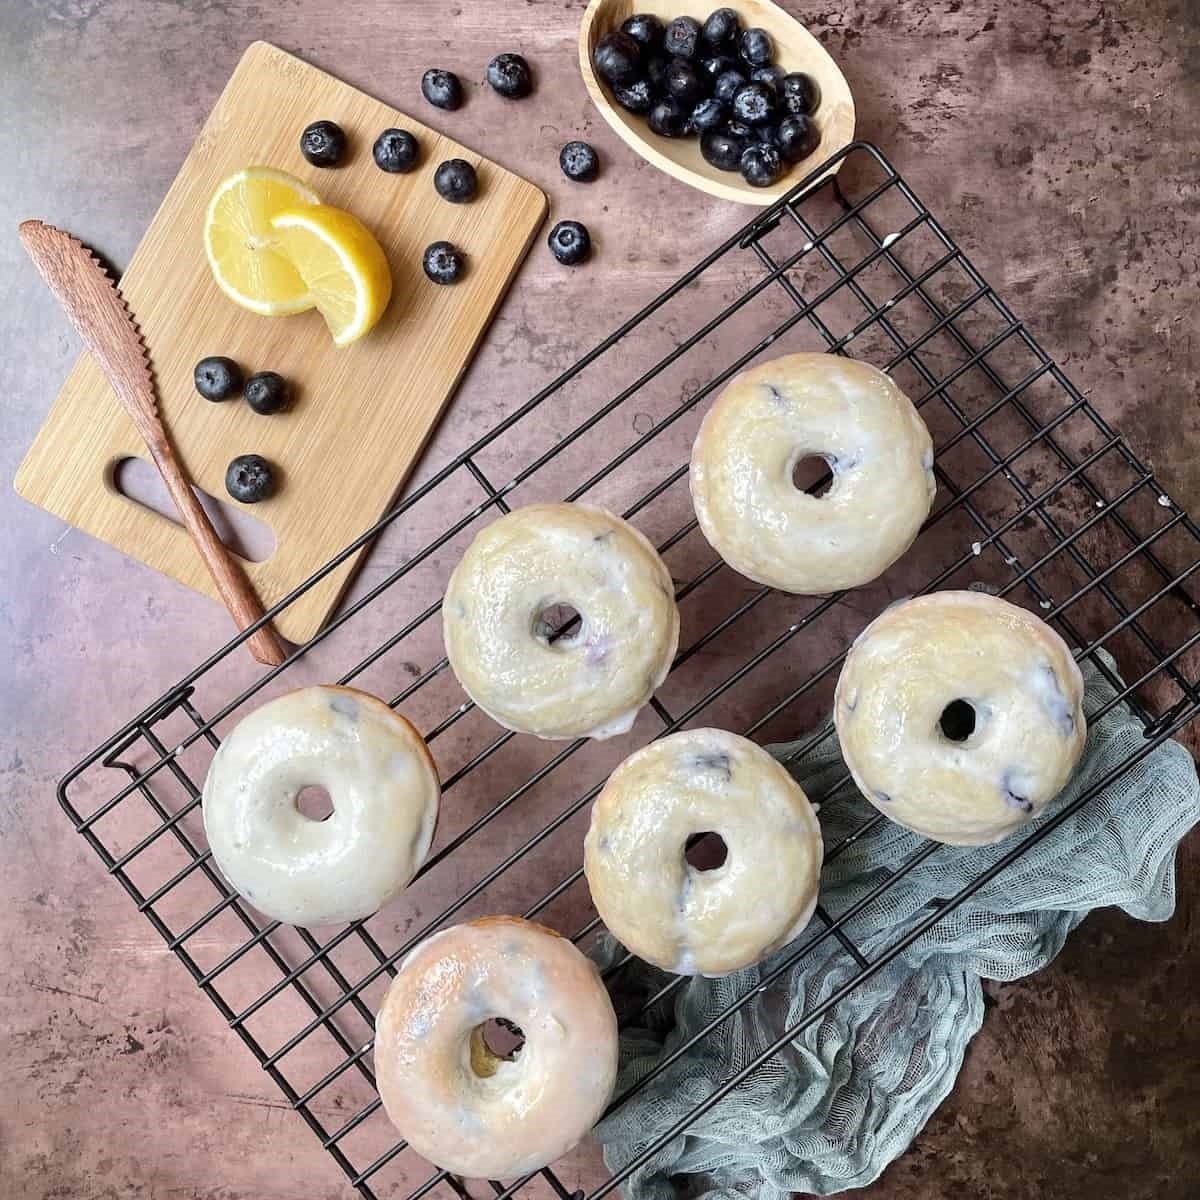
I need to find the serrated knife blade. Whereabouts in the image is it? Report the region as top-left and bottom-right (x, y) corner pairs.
(19, 219), (286, 666)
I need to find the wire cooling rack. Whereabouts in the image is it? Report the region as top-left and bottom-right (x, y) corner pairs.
(58, 142), (1200, 1200)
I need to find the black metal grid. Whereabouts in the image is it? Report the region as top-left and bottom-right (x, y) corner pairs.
(57, 142), (1200, 1200)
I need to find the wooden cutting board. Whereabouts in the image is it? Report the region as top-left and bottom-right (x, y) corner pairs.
(15, 41), (547, 645)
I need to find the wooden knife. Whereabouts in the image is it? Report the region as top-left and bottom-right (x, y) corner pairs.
(19, 219), (287, 666)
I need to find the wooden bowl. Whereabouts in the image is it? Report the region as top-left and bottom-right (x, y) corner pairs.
(579, 0), (855, 206)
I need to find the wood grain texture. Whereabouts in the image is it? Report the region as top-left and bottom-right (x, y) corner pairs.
(580, 0), (855, 206)
(14, 41), (547, 644)
(17, 220), (286, 665)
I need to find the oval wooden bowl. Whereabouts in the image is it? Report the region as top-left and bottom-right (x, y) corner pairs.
(579, 0), (855, 206)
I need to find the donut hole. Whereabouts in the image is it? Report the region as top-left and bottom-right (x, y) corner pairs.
(684, 831), (728, 872)
(790, 454), (834, 498)
(295, 785), (334, 822)
(469, 1017), (526, 1077)
(939, 699), (977, 742)
(533, 602), (583, 645)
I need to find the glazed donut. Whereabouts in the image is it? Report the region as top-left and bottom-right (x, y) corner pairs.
(584, 729), (823, 975)
(834, 591), (1086, 845)
(202, 686), (439, 926)
(375, 916), (618, 1178)
(442, 503), (680, 740)
(690, 352), (936, 594)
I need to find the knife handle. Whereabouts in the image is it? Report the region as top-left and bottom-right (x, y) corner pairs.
(145, 433), (288, 667)
(18, 219), (288, 667)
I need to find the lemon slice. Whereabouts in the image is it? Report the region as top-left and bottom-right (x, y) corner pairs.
(269, 205), (393, 346)
(203, 167), (321, 315)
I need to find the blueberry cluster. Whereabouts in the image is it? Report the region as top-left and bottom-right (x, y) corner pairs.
(302, 49), (596, 283)
(592, 9), (822, 188)
(422, 52), (534, 110)
(297, 115), (471, 281)
(193, 358), (291, 502)
(194, 357), (290, 415)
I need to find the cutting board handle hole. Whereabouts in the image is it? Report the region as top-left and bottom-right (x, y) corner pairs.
(112, 456), (277, 564)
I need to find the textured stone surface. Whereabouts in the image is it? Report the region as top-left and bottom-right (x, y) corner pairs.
(1, 2), (1198, 1199)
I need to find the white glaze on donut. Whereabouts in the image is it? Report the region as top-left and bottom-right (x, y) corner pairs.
(583, 729), (823, 975)
(689, 353), (936, 593)
(375, 916), (618, 1179)
(201, 686), (439, 926)
(834, 591), (1086, 845)
(442, 503), (680, 740)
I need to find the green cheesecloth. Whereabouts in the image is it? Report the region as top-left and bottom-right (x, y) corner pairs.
(592, 650), (1200, 1199)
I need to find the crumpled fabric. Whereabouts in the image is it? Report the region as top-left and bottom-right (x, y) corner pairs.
(593, 650), (1199, 1199)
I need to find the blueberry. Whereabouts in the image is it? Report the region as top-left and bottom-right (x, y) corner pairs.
(372, 128), (420, 173)
(663, 15), (702, 60)
(620, 13), (663, 52)
(740, 141), (783, 187)
(780, 72), (822, 116)
(755, 122), (780, 146)
(701, 7), (741, 50)
(739, 27), (773, 67)
(559, 140), (599, 182)
(776, 114), (821, 163)
(243, 371), (289, 415)
(593, 31), (642, 87)
(225, 454), (275, 504)
(699, 52), (737, 81)
(689, 97), (727, 133)
(434, 158), (478, 203)
(645, 53), (670, 92)
(421, 68), (464, 111)
(548, 220), (591, 266)
(193, 356), (242, 402)
(648, 95), (689, 138)
(487, 52), (533, 98)
(300, 120), (347, 168)
(731, 81), (776, 125)
(713, 68), (746, 104)
(665, 57), (706, 107)
(700, 126), (747, 171)
(613, 78), (654, 114)
(751, 64), (785, 95)
(422, 240), (467, 284)
(724, 119), (758, 158)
